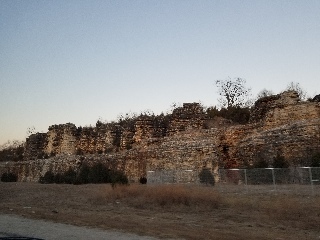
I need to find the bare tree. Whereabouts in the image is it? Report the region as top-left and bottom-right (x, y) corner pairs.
(215, 77), (252, 108)
(286, 82), (307, 100)
(26, 126), (36, 137)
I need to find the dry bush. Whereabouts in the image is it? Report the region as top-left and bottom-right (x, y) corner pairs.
(95, 184), (222, 211)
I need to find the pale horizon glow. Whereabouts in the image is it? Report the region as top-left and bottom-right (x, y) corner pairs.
(1, 0), (320, 145)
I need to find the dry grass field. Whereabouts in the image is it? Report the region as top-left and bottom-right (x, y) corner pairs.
(0, 182), (320, 239)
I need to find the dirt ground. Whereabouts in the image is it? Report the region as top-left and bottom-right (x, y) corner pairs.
(0, 182), (319, 240)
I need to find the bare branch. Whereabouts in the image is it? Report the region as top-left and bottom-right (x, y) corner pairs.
(286, 82), (308, 100)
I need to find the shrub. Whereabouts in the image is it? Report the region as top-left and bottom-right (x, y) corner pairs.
(139, 177), (147, 184)
(311, 153), (320, 167)
(76, 163), (90, 184)
(38, 163), (129, 185)
(1, 172), (18, 182)
(254, 159), (269, 168)
(39, 169), (77, 184)
(88, 163), (108, 183)
(199, 168), (215, 186)
(39, 170), (55, 184)
(206, 106), (250, 124)
(54, 173), (64, 184)
(63, 168), (77, 184)
(273, 153), (289, 168)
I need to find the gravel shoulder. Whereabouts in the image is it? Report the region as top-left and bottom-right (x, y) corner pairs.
(0, 214), (159, 240)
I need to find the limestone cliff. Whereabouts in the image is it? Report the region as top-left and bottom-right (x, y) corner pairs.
(1, 92), (320, 183)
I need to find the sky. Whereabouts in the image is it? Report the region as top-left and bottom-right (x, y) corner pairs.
(1, 0), (320, 145)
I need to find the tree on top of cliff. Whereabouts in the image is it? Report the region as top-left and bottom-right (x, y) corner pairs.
(215, 77), (252, 109)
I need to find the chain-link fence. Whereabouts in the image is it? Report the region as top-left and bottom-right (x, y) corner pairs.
(218, 167), (320, 195)
(147, 168), (215, 185)
(147, 167), (320, 195)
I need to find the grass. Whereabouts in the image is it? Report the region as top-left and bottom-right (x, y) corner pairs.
(1, 183), (320, 239)
(95, 184), (320, 218)
(94, 184), (320, 229)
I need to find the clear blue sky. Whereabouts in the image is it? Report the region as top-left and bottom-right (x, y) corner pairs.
(1, 0), (319, 145)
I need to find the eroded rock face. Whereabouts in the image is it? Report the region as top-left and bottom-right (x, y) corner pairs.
(250, 90), (300, 124)
(167, 103), (206, 135)
(237, 119), (320, 167)
(24, 133), (48, 160)
(46, 123), (77, 156)
(1, 92), (320, 182)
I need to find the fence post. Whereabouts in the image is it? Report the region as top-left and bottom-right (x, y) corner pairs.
(244, 169), (248, 192)
(266, 168), (276, 191)
(309, 167), (314, 195)
(301, 167), (314, 195)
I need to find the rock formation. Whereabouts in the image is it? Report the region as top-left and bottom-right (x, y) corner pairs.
(1, 92), (320, 183)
